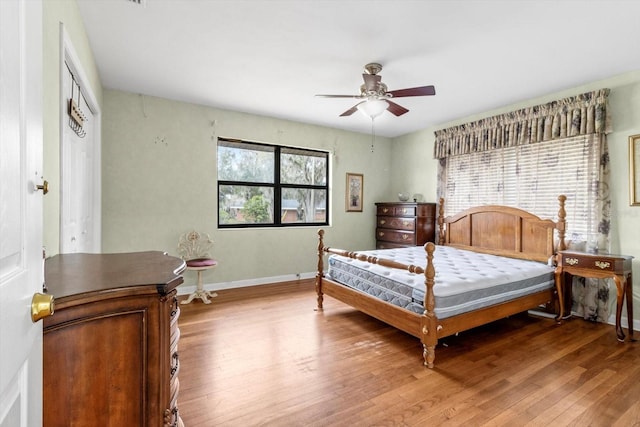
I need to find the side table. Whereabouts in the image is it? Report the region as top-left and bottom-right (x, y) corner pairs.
(556, 250), (634, 342)
(181, 257), (218, 304)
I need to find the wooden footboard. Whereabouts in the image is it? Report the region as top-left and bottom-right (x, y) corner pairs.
(315, 195), (567, 368)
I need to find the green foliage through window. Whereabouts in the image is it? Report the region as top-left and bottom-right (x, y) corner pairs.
(217, 138), (329, 228)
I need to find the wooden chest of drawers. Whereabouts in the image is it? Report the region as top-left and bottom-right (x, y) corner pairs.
(375, 202), (436, 249)
(43, 251), (186, 427)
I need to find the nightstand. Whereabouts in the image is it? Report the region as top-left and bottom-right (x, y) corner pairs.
(556, 250), (634, 342)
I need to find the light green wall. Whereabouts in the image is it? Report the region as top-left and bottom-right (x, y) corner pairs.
(43, 0), (103, 256)
(391, 70), (640, 321)
(102, 90), (392, 284)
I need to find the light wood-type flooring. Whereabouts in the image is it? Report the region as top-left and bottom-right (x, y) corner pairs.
(177, 279), (640, 426)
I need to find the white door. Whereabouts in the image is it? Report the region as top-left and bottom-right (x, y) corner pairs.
(0, 0), (44, 426)
(60, 68), (96, 253)
(60, 30), (101, 254)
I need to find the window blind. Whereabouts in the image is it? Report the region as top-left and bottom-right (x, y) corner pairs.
(443, 135), (600, 242)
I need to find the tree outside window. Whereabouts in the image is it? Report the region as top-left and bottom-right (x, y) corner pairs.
(217, 139), (329, 228)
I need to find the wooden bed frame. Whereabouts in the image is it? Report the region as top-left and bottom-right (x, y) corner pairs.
(315, 195), (567, 368)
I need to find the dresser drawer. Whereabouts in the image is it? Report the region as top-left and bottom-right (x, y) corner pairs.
(377, 216), (415, 231)
(560, 253), (624, 272)
(377, 241), (414, 249)
(376, 228), (416, 244)
(394, 206), (416, 217)
(376, 205), (416, 217)
(567, 256), (612, 271)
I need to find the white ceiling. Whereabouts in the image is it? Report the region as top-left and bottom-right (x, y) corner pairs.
(77, 0), (640, 138)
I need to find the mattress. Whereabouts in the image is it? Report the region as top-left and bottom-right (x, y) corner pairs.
(327, 245), (555, 319)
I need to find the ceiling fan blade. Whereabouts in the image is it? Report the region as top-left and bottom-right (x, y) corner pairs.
(315, 94), (362, 98)
(362, 74), (381, 92)
(387, 85), (436, 98)
(386, 100), (409, 116)
(339, 101), (365, 117)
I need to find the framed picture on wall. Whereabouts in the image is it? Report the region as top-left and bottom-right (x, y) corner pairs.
(630, 134), (640, 206)
(345, 173), (363, 212)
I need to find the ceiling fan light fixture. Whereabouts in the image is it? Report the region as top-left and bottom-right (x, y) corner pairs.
(317, 63), (435, 118)
(357, 98), (387, 119)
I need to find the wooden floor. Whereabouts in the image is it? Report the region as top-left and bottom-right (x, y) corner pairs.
(177, 280), (640, 426)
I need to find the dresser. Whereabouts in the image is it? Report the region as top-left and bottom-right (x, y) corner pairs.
(43, 251), (186, 427)
(375, 202), (436, 249)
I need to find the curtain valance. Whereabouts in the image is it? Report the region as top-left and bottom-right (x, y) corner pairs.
(433, 88), (611, 159)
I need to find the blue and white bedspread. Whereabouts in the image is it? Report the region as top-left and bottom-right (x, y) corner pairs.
(327, 245), (555, 319)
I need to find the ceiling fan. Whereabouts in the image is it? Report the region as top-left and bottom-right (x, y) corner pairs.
(316, 63), (436, 118)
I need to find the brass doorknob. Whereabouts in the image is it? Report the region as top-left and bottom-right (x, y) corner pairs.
(36, 180), (49, 195)
(31, 293), (55, 323)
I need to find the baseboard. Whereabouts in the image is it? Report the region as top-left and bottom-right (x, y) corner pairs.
(177, 271), (317, 296)
(561, 311), (640, 333)
(529, 309), (640, 332)
(606, 313), (640, 334)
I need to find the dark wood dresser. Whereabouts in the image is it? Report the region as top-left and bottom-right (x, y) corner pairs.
(43, 251), (186, 427)
(375, 202), (436, 249)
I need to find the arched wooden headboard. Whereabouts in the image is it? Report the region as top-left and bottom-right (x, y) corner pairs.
(437, 195), (567, 263)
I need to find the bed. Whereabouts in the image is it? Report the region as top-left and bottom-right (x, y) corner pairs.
(315, 195), (568, 368)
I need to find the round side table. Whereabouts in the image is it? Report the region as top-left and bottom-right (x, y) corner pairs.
(181, 258), (218, 304)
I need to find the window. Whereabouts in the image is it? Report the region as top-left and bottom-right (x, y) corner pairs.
(443, 135), (603, 242)
(217, 138), (329, 228)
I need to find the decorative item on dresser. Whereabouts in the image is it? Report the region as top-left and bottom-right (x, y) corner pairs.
(43, 251), (186, 427)
(375, 201), (436, 248)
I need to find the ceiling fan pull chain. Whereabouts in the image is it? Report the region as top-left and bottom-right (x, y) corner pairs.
(370, 118), (375, 153)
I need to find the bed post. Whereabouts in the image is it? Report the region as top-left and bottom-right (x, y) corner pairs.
(437, 198), (445, 245)
(421, 242), (438, 368)
(557, 195), (567, 251)
(316, 229), (325, 310)
(553, 195), (568, 322)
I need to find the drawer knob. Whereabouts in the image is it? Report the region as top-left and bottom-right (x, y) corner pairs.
(170, 352), (179, 377)
(380, 220), (386, 225)
(383, 208), (389, 213)
(402, 235), (409, 240)
(164, 407), (180, 427)
(595, 261), (610, 269)
(566, 258), (579, 266)
(170, 297), (179, 317)
(378, 232), (385, 237)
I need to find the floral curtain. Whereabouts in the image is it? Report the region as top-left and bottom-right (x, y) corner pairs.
(434, 89), (611, 159)
(434, 89), (614, 323)
(571, 133), (612, 322)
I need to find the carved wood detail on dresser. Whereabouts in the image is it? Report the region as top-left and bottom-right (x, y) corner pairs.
(43, 251), (186, 427)
(375, 202), (436, 249)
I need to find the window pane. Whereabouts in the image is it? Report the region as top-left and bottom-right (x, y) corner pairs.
(281, 188), (327, 224)
(280, 148), (327, 185)
(217, 138), (329, 228)
(218, 141), (274, 183)
(218, 185), (274, 225)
